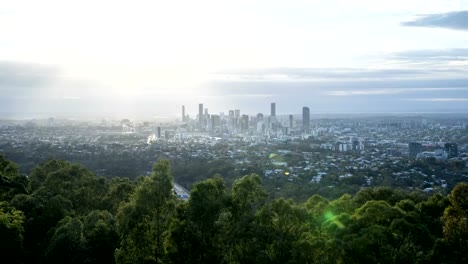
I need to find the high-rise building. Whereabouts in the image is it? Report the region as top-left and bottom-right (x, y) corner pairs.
(235, 109), (240, 118)
(409, 142), (422, 158)
(198, 103), (203, 128)
(157, 126), (161, 138)
(445, 143), (458, 158)
(302, 107), (310, 129)
(289, 114), (293, 129)
(256, 113), (264, 121)
(350, 137), (360, 150)
(271, 102), (276, 117)
(182, 105), (185, 122)
(211, 114), (221, 129)
(240, 114), (249, 130)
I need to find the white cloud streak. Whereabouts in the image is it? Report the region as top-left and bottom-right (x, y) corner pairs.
(407, 98), (468, 101)
(326, 87), (468, 96)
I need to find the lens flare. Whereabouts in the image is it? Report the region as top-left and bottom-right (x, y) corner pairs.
(324, 211), (345, 229)
(325, 211), (334, 220)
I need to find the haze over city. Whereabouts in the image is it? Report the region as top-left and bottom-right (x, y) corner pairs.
(3, 1), (468, 263)
(1, 0), (468, 119)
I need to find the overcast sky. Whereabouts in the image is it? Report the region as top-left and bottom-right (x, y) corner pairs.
(1, 0), (468, 119)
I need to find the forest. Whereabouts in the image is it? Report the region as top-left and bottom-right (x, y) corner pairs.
(0, 154), (467, 264)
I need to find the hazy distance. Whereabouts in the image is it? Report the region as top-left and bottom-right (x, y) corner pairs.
(1, 0), (468, 119)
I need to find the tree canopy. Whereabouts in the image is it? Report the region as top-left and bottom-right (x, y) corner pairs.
(0, 154), (465, 264)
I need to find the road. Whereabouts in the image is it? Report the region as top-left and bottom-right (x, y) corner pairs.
(173, 183), (190, 201)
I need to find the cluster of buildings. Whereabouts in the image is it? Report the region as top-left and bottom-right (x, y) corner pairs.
(181, 102), (311, 136)
(409, 142), (459, 160)
(1, 110), (467, 194)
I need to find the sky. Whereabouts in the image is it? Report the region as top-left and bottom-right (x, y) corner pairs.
(1, 0), (468, 119)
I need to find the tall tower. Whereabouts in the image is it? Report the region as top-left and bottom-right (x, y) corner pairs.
(302, 107), (310, 130)
(199, 103), (203, 128)
(409, 142), (422, 158)
(289, 114), (293, 129)
(182, 105), (185, 122)
(271, 102), (276, 117)
(445, 143), (458, 158)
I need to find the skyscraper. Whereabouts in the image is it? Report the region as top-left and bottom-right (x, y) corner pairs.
(271, 102), (276, 117)
(182, 105), (185, 122)
(289, 114), (293, 129)
(409, 142), (422, 158)
(445, 143), (458, 158)
(199, 103), (203, 127)
(240, 114), (249, 130)
(211, 114), (221, 129)
(302, 107), (310, 129)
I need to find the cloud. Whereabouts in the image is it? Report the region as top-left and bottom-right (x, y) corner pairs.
(2, 61), (468, 117)
(206, 79), (468, 102)
(0, 61), (105, 100)
(214, 67), (456, 82)
(391, 48), (468, 62)
(407, 98), (468, 102)
(402, 10), (468, 31)
(214, 66), (468, 84)
(0, 61), (57, 90)
(326, 88), (468, 96)
(326, 90), (400, 96)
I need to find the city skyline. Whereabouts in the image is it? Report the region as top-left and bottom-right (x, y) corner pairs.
(187, 102), (311, 121)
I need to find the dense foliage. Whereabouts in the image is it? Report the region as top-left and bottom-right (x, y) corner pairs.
(0, 154), (466, 264)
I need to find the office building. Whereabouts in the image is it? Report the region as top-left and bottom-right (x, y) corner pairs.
(257, 113), (264, 121)
(271, 102), (276, 117)
(445, 143), (458, 158)
(409, 142), (423, 158)
(240, 114), (249, 130)
(211, 114), (221, 129)
(302, 107), (310, 129)
(198, 103), (203, 128)
(289, 114), (293, 129)
(182, 105), (185, 122)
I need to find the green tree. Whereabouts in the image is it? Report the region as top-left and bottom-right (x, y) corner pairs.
(217, 173), (268, 264)
(168, 175), (228, 264)
(115, 160), (176, 264)
(11, 159), (103, 263)
(0, 155), (29, 202)
(0, 201), (25, 264)
(100, 177), (135, 214)
(28, 159), (107, 214)
(82, 210), (119, 264)
(45, 216), (85, 264)
(257, 198), (307, 264)
(441, 182), (468, 263)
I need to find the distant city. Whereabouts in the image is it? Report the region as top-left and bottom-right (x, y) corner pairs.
(1, 102), (467, 197)
(180, 102), (312, 136)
